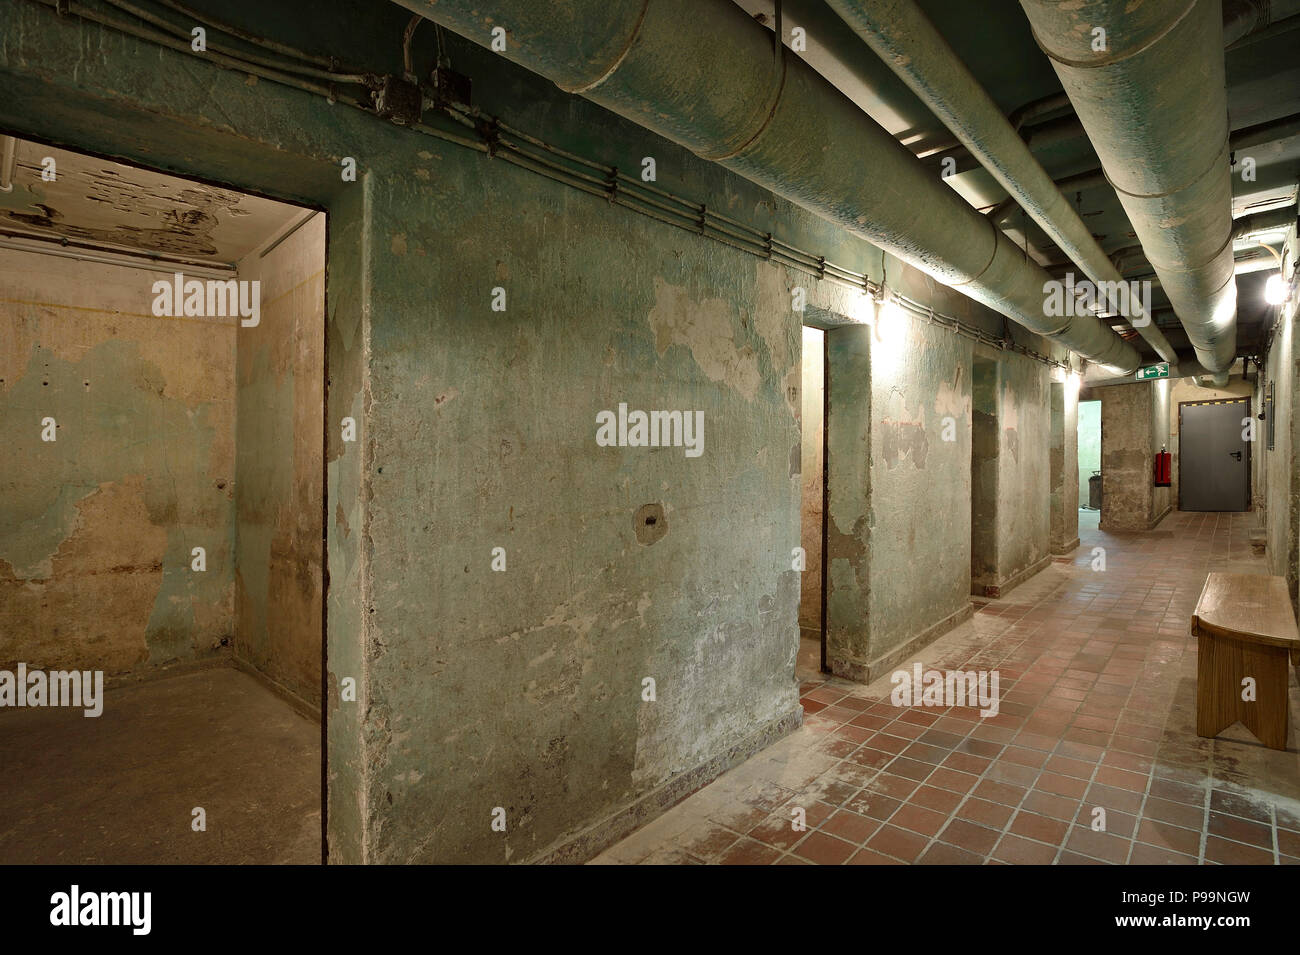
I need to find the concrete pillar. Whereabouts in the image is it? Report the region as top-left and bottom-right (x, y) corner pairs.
(824, 313), (974, 682)
(1100, 379), (1171, 530)
(824, 324), (871, 679)
(1049, 378), (1080, 554)
(970, 349), (1052, 597)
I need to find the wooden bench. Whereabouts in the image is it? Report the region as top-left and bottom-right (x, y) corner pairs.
(1193, 573), (1298, 751)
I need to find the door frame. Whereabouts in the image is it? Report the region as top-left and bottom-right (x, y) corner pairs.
(1177, 396), (1251, 512)
(1, 121), (357, 863)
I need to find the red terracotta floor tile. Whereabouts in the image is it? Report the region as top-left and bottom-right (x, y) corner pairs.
(866, 825), (929, 863)
(1204, 836), (1273, 865)
(600, 511), (1299, 866)
(940, 818), (1002, 855)
(820, 810), (879, 845)
(793, 830), (857, 865)
(992, 834), (1058, 865)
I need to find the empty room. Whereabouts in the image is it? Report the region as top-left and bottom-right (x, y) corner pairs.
(0, 138), (324, 863)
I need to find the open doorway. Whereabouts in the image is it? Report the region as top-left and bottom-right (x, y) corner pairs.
(799, 325), (827, 675)
(970, 355), (998, 595)
(1078, 399), (1101, 512)
(0, 136), (325, 863)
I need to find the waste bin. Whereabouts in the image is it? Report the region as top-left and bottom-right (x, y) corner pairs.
(1088, 471), (1102, 510)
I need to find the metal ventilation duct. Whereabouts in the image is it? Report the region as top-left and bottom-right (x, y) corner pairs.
(1019, 0), (1238, 374)
(395, 0), (1141, 373)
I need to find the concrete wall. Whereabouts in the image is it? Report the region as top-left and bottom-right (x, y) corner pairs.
(1150, 378), (1172, 521)
(234, 213), (325, 709)
(0, 0), (1077, 860)
(997, 352), (1052, 586)
(1049, 377), (1079, 553)
(0, 250), (236, 673)
(1078, 399), (1101, 507)
(826, 306), (976, 681)
(1099, 379), (1170, 531)
(1263, 293), (1299, 603)
(798, 326), (824, 640)
(969, 346), (1051, 596)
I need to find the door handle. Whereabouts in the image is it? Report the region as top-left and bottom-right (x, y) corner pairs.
(1229, 450), (1242, 461)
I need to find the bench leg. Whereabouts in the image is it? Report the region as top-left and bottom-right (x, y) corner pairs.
(1197, 634), (1290, 751)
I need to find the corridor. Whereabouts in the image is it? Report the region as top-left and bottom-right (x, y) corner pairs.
(594, 511), (1300, 865)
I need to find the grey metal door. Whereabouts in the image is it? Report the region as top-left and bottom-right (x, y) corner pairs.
(1180, 399), (1250, 511)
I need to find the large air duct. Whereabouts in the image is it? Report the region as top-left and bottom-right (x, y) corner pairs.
(395, 0), (1140, 373)
(1019, 0), (1238, 374)
(826, 0), (1178, 365)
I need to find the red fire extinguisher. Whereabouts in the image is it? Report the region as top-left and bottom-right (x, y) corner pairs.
(1154, 447), (1171, 487)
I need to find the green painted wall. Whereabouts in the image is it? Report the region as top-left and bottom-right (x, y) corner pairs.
(1078, 399), (1101, 507)
(0, 0), (1078, 861)
(0, 250), (236, 674)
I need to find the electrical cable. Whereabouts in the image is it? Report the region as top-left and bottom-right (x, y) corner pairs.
(25, 0), (1073, 374)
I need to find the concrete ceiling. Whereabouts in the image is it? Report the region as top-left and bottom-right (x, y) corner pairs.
(0, 137), (305, 266)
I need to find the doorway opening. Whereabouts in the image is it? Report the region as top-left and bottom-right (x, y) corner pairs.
(1178, 397), (1251, 512)
(799, 325), (827, 675)
(0, 136), (325, 863)
(1078, 399), (1101, 511)
(970, 355), (999, 595)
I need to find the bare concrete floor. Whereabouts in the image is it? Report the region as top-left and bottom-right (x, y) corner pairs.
(0, 665), (320, 864)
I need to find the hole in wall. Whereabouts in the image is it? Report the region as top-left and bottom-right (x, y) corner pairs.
(634, 502), (667, 545)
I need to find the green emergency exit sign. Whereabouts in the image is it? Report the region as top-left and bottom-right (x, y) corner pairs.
(1136, 362), (1170, 381)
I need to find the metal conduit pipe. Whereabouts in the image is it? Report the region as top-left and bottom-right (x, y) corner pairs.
(1085, 200), (1297, 274)
(1232, 203), (1299, 241)
(826, 0), (1177, 365)
(925, 11), (1300, 178)
(1020, 0), (1238, 375)
(1085, 352), (1234, 387)
(1222, 0), (1300, 45)
(986, 112), (1300, 226)
(392, 0), (1140, 373)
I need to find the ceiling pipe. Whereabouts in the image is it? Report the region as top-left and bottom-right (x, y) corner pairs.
(926, 14), (1300, 179)
(1096, 201), (1298, 274)
(394, 0), (1140, 373)
(1020, 0), (1238, 375)
(985, 169), (1107, 224)
(1233, 203), (1297, 241)
(1230, 111), (1300, 153)
(1083, 351), (1238, 387)
(923, 91), (1072, 159)
(1222, 0), (1300, 45)
(826, 0), (1177, 366)
(985, 112), (1300, 226)
(1095, 247), (1285, 285)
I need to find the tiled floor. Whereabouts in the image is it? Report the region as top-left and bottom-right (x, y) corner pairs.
(592, 510), (1300, 865)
